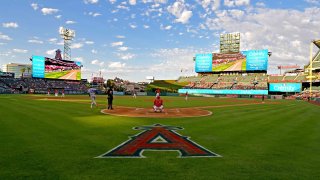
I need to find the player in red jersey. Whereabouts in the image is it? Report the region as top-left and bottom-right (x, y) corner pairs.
(153, 96), (164, 112)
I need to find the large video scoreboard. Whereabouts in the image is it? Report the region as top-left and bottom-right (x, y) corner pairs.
(32, 56), (82, 80)
(195, 49), (269, 73)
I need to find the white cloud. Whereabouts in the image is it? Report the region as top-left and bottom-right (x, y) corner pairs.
(118, 46), (129, 51)
(55, 15), (62, 19)
(256, 2), (265, 7)
(2, 22), (19, 28)
(155, 0), (168, 3)
(129, 0), (137, 5)
(0, 32), (12, 40)
(48, 38), (57, 43)
(0, 52), (11, 56)
(175, 10), (192, 24)
(66, 20), (76, 24)
(46, 49), (56, 56)
(85, 41), (94, 45)
(118, 53), (135, 60)
(198, 0), (221, 11)
(129, 24), (137, 29)
(143, 25), (150, 29)
(74, 57), (84, 62)
(13, 49), (28, 53)
(84, 0), (99, 4)
(224, 0), (250, 7)
(31, 3), (38, 10)
(91, 59), (99, 64)
(167, 0), (193, 24)
(70, 43), (84, 49)
(111, 41), (124, 47)
(165, 25), (172, 30)
(91, 49), (98, 54)
(109, 62), (126, 68)
(147, 47), (200, 79)
(88, 12), (102, 17)
(41, 8), (59, 15)
(117, 5), (130, 10)
(305, 0), (320, 4)
(161, 24), (172, 30)
(109, 0), (117, 4)
(91, 59), (104, 66)
(28, 39), (43, 44)
(116, 35), (126, 38)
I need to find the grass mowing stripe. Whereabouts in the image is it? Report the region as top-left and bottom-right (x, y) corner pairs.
(1, 95), (320, 179)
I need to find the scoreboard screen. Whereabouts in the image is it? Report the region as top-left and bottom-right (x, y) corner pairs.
(32, 56), (82, 80)
(195, 49), (268, 73)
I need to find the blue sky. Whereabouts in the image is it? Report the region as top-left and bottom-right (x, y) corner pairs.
(0, 0), (319, 81)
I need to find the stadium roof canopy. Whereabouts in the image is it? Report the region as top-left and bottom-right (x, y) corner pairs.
(313, 39), (320, 49)
(305, 39), (320, 71)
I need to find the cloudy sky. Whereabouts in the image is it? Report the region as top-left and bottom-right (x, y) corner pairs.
(0, 0), (319, 81)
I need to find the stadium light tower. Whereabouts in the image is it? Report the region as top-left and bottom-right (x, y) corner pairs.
(59, 27), (75, 61)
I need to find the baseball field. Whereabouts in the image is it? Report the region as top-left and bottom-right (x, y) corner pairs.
(0, 94), (319, 179)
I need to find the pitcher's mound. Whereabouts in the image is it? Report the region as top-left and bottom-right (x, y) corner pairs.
(101, 106), (212, 118)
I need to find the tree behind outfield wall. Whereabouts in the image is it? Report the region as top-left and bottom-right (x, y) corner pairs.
(20, 68), (26, 78)
(106, 79), (115, 88)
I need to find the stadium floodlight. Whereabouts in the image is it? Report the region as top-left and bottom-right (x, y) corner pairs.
(59, 27), (75, 60)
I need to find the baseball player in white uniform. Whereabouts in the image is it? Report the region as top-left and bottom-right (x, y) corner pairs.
(88, 88), (97, 108)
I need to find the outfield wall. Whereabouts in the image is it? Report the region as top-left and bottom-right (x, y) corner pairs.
(178, 89), (268, 95)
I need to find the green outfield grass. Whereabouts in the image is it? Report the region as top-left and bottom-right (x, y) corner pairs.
(0, 95), (319, 179)
(241, 60), (246, 70)
(45, 71), (70, 79)
(212, 61), (236, 71)
(76, 72), (81, 80)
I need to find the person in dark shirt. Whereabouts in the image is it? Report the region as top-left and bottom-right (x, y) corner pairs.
(107, 87), (114, 110)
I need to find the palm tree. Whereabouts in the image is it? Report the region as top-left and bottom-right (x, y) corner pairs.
(27, 67), (31, 73)
(20, 68), (26, 78)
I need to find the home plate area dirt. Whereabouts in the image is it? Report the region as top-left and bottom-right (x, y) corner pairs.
(101, 106), (212, 118)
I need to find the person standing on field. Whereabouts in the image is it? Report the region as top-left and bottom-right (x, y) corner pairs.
(155, 88), (160, 97)
(185, 91), (188, 101)
(107, 87), (114, 110)
(153, 95), (164, 112)
(88, 88), (97, 108)
(133, 90), (137, 99)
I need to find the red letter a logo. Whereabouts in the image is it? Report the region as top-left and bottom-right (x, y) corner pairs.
(97, 124), (220, 158)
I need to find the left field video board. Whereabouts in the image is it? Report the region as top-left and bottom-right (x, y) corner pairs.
(32, 56), (82, 80)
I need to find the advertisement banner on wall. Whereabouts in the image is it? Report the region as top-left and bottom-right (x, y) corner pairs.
(269, 83), (302, 92)
(32, 55), (45, 78)
(242, 49), (268, 71)
(178, 89), (268, 95)
(195, 54), (212, 73)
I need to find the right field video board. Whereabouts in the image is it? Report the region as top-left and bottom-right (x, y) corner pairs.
(195, 49), (269, 73)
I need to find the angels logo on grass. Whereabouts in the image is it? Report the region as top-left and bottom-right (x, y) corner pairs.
(97, 124), (221, 158)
